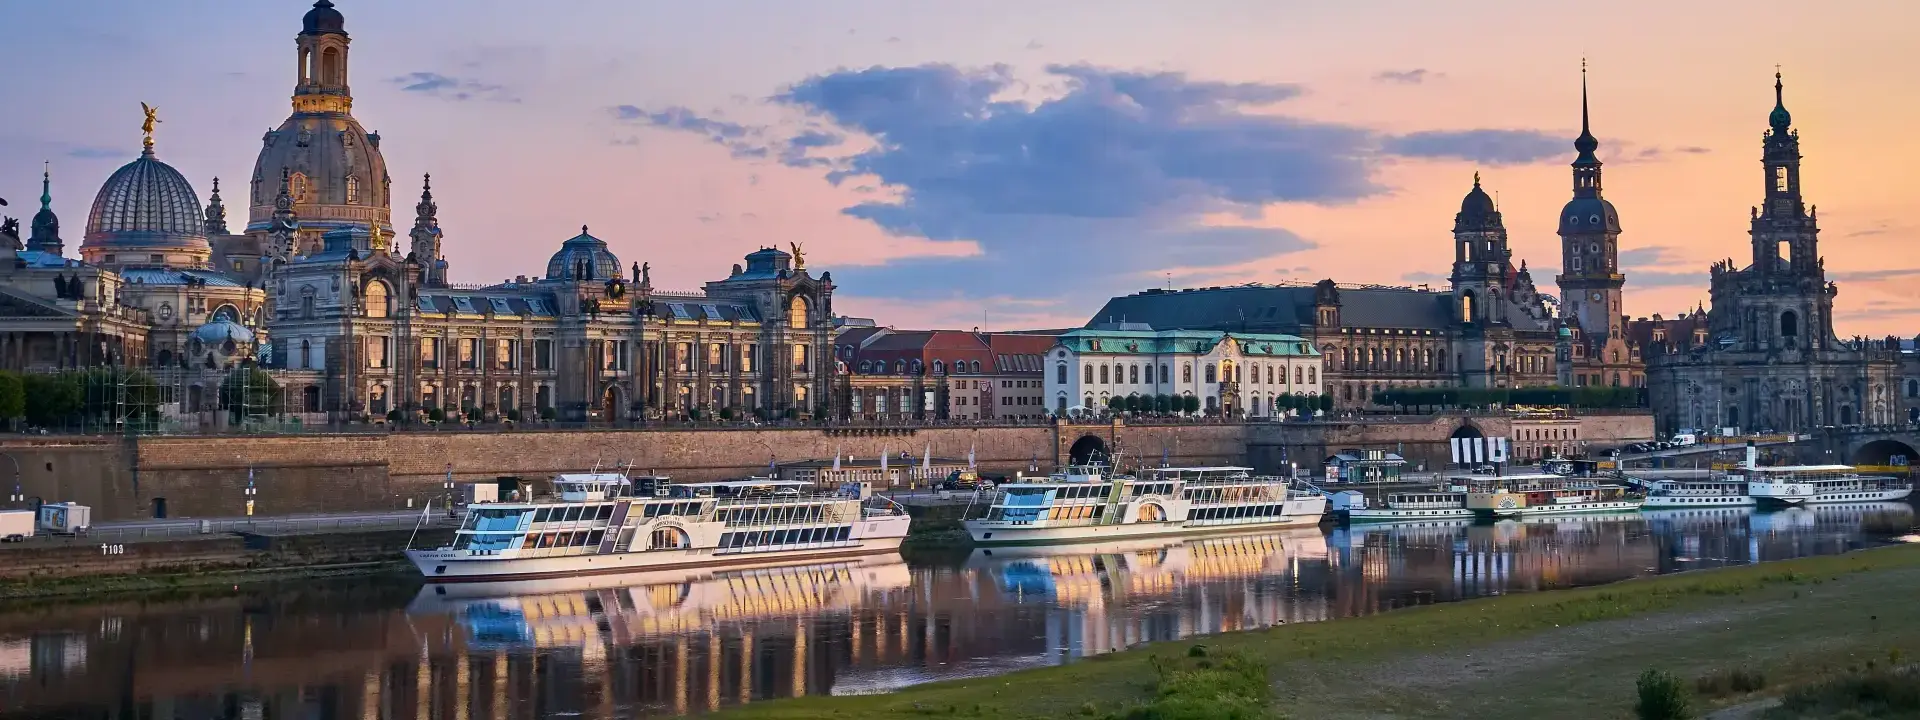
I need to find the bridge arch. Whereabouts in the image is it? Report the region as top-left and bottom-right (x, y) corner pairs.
(1450, 423), (1485, 440)
(1068, 435), (1108, 465)
(1851, 438), (1919, 467)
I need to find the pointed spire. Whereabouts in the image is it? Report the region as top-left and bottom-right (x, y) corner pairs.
(28, 162), (63, 255)
(39, 162), (51, 212)
(1769, 67), (1792, 130)
(413, 172), (438, 225)
(204, 176), (229, 234)
(1573, 59), (1600, 164)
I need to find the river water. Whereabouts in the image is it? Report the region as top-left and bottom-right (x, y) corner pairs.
(2, 502), (1913, 719)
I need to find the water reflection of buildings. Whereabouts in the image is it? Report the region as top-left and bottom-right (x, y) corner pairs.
(958, 530), (1334, 667)
(1, 505), (1912, 718)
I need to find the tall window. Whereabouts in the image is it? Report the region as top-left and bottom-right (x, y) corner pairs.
(364, 293), (405, 337)
(1129, 365), (1139, 384)
(792, 344), (809, 373)
(345, 175), (359, 204)
(1085, 365), (1094, 384)
(1160, 364), (1169, 384)
(1308, 367), (1316, 384)
(366, 336), (390, 369)
(741, 344), (757, 373)
(1183, 363), (1193, 383)
(676, 343), (692, 373)
(1057, 364), (1067, 384)
(458, 339), (477, 369)
(419, 337), (439, 369)
(1775, 166), (1789, 192)
(300, 339), (312, 370)
(534, 339), (553, 370)
(495, 339), (516, 370)
(708, 343), (726, 372)
(1204, 364), (1217, 384)
(788, 296), (809, 329)
(1100, 365), (1109, 384)
(1295, 366), (1303, 385)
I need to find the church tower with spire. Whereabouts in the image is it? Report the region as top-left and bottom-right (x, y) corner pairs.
(27, 164), (63, 256)
(409, 174), (448, 287)
(1556, 64), (1625, 348)
(1450, 172), (1511, 327)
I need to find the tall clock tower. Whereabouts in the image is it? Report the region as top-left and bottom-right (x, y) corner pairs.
(1555, 65), (1625, 344)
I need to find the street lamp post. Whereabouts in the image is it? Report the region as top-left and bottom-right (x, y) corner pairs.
(4, 452), (21, 504)
(244, 467), (258, 516)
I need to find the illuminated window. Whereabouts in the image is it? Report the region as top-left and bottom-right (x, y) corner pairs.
(1775, 166), (1788, 192)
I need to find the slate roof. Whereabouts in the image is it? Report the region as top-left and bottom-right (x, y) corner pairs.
(1089, 285), (1454, 332)
(120, 267), (247, 287)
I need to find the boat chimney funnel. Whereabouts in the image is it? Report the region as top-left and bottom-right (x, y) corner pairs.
(1744, 441), (1757, 470)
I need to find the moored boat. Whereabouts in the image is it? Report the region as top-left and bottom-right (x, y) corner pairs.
(1459, 473), (1644, 517)
(406, 473), (911, 582)
(1640, 477), (1755, 508)
(963, 465), (1326, 546)
(1337, 489), (1475, 523)
(1741, 465), (1912, 506)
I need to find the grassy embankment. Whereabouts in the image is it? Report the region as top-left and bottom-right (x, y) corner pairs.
(718, 543), (1920, 720)
(0, 561), (417, 605)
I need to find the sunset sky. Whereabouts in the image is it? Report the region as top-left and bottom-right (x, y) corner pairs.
(3, 0), (1916, 335)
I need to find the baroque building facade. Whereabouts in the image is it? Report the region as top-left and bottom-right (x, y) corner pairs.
(1041, 324), (1324, 417)
(1080, 71), (1649, 410)
(1642, 74), (1910, 434)
(0, 1), (841, 424)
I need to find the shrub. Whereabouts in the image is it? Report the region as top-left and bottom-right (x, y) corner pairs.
(719, 407), (735, 421)
(1778, 666), (1920, 716)
(538, 407), (556, 421)
(428, 407), (446, 423)
(1635, 668), (1692, 720)
(1693, 668), (1766, 698)
(1181, 396), (1200, 414)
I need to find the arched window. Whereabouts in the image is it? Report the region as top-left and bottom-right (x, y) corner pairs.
(1057, 364), (1068, 384)
(788, 296), (810, 329)
(1100, 365), (1110, 384)
(952, 358), (966, 374)
(932, 360), (945, 375)
(1461, 291), (1477, 323)
(1907, 379), (1918, 398)
(364, 280), (391, 318)
(299, 339), (312, 370)
(1160, 364), (1170, 383)
(1085, 365), (1095, 384)
(1341, 347), (1351, 370)
(1129, 365), (1139, 384)
(1308, 366), (1315, 384)
(320, 47), (342, 86)
(1204, 364), (1217, 384)
(1183, 363), (1193, 384)
(1780, 310), (1799, 338)
(1143, 364), (1154, 384)
(345, 175), (359, 204)
(1084, 394), (1094, 410)
(970, 360), (981, 373)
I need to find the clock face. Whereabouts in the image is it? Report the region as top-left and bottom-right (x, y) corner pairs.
(1590, 293), (1602, 301)
(158, 303), (174, 321)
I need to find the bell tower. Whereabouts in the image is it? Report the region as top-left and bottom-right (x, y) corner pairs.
(1450, 173), (1509, 326)
(1750, 71), (1817, 277)
(1555, 62), (1626, 344)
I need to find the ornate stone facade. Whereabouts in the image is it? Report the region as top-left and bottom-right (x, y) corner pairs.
(1643, 74), (1911, 434)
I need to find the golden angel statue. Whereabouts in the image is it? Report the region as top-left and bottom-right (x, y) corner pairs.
(789, 242), (806, 269)
(140, 102), (161, 148)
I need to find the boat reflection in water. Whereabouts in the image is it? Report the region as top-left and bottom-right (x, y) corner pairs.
(3, 503), (1914, 719)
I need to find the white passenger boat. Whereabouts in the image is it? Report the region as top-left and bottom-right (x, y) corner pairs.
(963, 465), (1326, 546)
(1741, 465), (1912, 506)
(1640, 477), (1755, 508)
(1459, 473), (1644, 517)
(406, 473), (911, 582)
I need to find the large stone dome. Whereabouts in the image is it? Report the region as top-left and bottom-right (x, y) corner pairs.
(84, 147), (207, 250)
(546, 227), (622, 281)
(247, 114), (392, 240)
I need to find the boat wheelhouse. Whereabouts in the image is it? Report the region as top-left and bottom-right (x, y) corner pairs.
(1458, 473), (1644, 517)
(1736, 464), (1912, 506)
(963, 465), (1325, 546)
(406, 473), (910, 582)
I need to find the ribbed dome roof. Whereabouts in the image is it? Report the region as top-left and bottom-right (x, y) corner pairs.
(302, 0), (345, 36)
(85, 149), (207, 248)
(546, 227), (622, 281)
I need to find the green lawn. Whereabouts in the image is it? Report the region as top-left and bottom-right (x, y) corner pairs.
(717, 543), (1920, 719)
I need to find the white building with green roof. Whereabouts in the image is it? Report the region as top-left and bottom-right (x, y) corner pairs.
(1043, 323), (1322, 417)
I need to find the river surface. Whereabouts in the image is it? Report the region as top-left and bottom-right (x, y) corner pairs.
(2, 502), (1914, 719)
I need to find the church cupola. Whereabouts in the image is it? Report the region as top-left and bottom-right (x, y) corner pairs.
(293, 0), (353, 115)
(1768, 71), (1792, 132)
